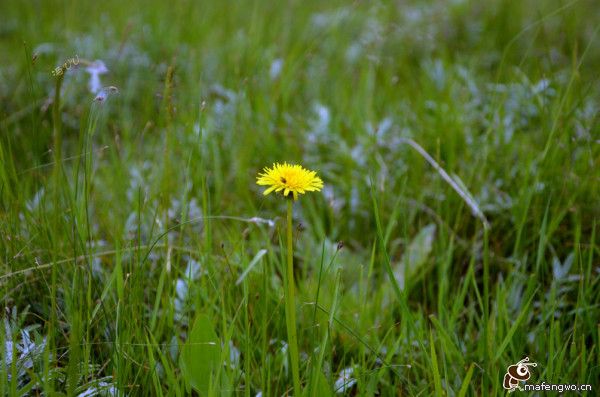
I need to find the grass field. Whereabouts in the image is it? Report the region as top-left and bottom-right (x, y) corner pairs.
(1, 0), (599, 395)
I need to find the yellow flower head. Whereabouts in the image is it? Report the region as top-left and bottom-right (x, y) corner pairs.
(257, 162), (324, 200)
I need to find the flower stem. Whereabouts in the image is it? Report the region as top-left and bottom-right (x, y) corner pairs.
(52, 72), (64, 177)
(285, 199), (301, 393)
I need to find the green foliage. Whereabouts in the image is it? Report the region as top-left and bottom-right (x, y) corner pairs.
(0, 0), (599, 395)
(180, 314), (226, 396)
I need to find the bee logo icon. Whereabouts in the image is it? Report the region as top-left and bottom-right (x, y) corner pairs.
(503, 357), (537, 392)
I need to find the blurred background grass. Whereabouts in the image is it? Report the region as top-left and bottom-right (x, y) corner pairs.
(1, 0), (599, 395)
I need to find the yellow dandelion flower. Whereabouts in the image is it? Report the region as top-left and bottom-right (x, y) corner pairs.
(256, 162), (324, 200)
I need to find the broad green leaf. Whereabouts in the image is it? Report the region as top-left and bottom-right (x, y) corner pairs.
(314, 370), (333, 397)
(306, 369), (332, 397)
(180, 314), (221, 395)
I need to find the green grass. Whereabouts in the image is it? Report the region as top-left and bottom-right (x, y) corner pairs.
(1, 0), (599, 395)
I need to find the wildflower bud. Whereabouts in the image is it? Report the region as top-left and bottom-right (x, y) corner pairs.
(94, 86), (119, 102)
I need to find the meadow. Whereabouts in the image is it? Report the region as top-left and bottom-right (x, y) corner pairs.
(1, 0), (599, 395)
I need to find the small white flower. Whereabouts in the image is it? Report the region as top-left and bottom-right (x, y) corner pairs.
(334, 367), (356, 393)
(269, 58), (283, 80)
(85, 60), (108, 94)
